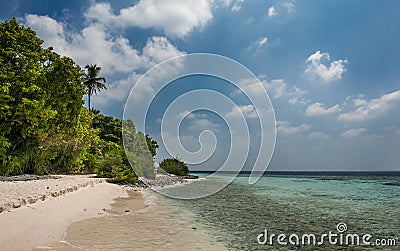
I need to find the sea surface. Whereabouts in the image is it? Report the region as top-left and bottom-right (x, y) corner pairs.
(170, 172), (400, 250)
(49, 172), (400, 250)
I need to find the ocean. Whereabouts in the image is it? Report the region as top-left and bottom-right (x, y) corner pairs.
(170, 172), (400, 250)
(50, 172), (400, 250)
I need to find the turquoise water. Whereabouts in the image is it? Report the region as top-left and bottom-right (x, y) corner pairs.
(175, 174), (400, 250)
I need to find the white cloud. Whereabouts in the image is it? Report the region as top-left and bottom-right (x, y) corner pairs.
(95, 72), (142, 105)
(338, 90), (400, 122)
(265, 79), (306, 100)
(307, 132), (330, 140)
(282, 2), (296, 13)
(288, 97), (299, 105)
(85, 0), (214, 38)
(25, 14), (185, 107)
(305, 102), (341, 116)
(268, 6), (278, 17)
(25, 15), (65, 47)
(142, 36), (184, 66)
(268, 6), (277, 17)
(178, 110), (196, 119)
(247, 36), (269, 55)
(225, 105), (258, 119)
(26, 14), (185, 75)
(305, 50), (348, 82)
(341, 128), (367, 138)
(276, 121), (311, 135)
(256, 37), (268, 48)
(189, 119), (220, 132)
(268, 2), (295, 17)
(230, 0), (244, 12)
(230, 78), (266, 97)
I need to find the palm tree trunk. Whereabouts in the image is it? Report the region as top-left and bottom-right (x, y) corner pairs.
(88, 90), (91, 111)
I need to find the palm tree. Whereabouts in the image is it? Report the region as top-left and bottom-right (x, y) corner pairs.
(82, 64), (106, 111)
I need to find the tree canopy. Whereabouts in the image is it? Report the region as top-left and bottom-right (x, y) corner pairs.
(82, 64), (106, 111)
(0, 18), (87, 175)
(159, 158), (189, 176)
(0, 18), (158, 183)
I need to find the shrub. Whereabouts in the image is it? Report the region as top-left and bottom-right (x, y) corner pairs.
(159, 158), (189, 176)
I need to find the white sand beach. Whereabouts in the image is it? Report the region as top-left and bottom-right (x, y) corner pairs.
(0, 175), (227, 250)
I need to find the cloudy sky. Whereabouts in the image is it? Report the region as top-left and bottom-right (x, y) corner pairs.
(1, 0), (399, 171)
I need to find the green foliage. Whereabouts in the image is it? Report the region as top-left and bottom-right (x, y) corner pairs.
(90, 113), (158, 182)
(94, 143), (137, 184)
(159, 158), (189, 176)
(0, 18), (87, 175)
(82, 64), (106, 111)
(92, 113), (123, 145)
(146, 134), (159, 158)
(0, 18), (159, 184)
(122, 121), (156, 179)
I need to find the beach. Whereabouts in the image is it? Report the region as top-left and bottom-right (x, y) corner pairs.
(2, 173), (398, 250)
(0, 175), (227, 250)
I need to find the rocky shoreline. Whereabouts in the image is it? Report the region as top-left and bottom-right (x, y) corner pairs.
(0, 174), (57, 182)
(138, 174), (199, 188)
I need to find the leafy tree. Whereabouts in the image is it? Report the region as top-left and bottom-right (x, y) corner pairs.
(0, 18), (87, 175)
(90, 113), (158, 182)
(92, 114), (123, 144)
(146, 134), (159, 158)
(82, 64), (106, 111)
(159, 158), (189, 176)
(0, 18), (159, 184)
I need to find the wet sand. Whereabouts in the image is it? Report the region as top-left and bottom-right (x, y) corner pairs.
(42, 189), (227, 250)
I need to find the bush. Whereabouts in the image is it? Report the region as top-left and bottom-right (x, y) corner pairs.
(159, 158), (189, 176)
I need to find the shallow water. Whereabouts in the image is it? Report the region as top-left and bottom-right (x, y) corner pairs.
(176, 174), (400, 250)
(39, 190), (227, 251)
(38, 174), (400, 250)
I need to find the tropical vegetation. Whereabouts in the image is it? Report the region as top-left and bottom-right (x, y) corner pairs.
(159, 158), (189, 176)
(0, 18), (159, 183)
(82, 64), (106, 111)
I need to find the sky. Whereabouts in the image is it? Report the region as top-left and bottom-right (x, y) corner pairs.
(1, 0), (399, 172)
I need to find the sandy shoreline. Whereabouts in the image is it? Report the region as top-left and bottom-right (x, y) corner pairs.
(0, 175), (227, 250)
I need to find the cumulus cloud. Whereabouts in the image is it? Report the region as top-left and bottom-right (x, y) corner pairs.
(268, 2), (295, 17)
(142, 36), (184, 66)
(189, 118), (220, 132)
(246, 36), (268, 55)
(265, 79), (306, 100)
(276, 121), (311, 135)
(268, 6), (277, 17)
(230, 0), (244, 12)
(282, 2), (296, 13)
(178, 110), (196, 120)
(225, 105), (258, 119)
(25, 14), (183, 75)
(85, 0), (214, 38)
(305, 50), (348, 82)
(305, 102), (341, 116)
(338, 90), (400, 122)
(256, 37), (268, 48)
(307, 132), (330, 140)
(25, 14), (186, 107)
(341, 128), (367, 138)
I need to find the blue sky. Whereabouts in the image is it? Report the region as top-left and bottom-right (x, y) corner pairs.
(1, 0), (399, 171)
